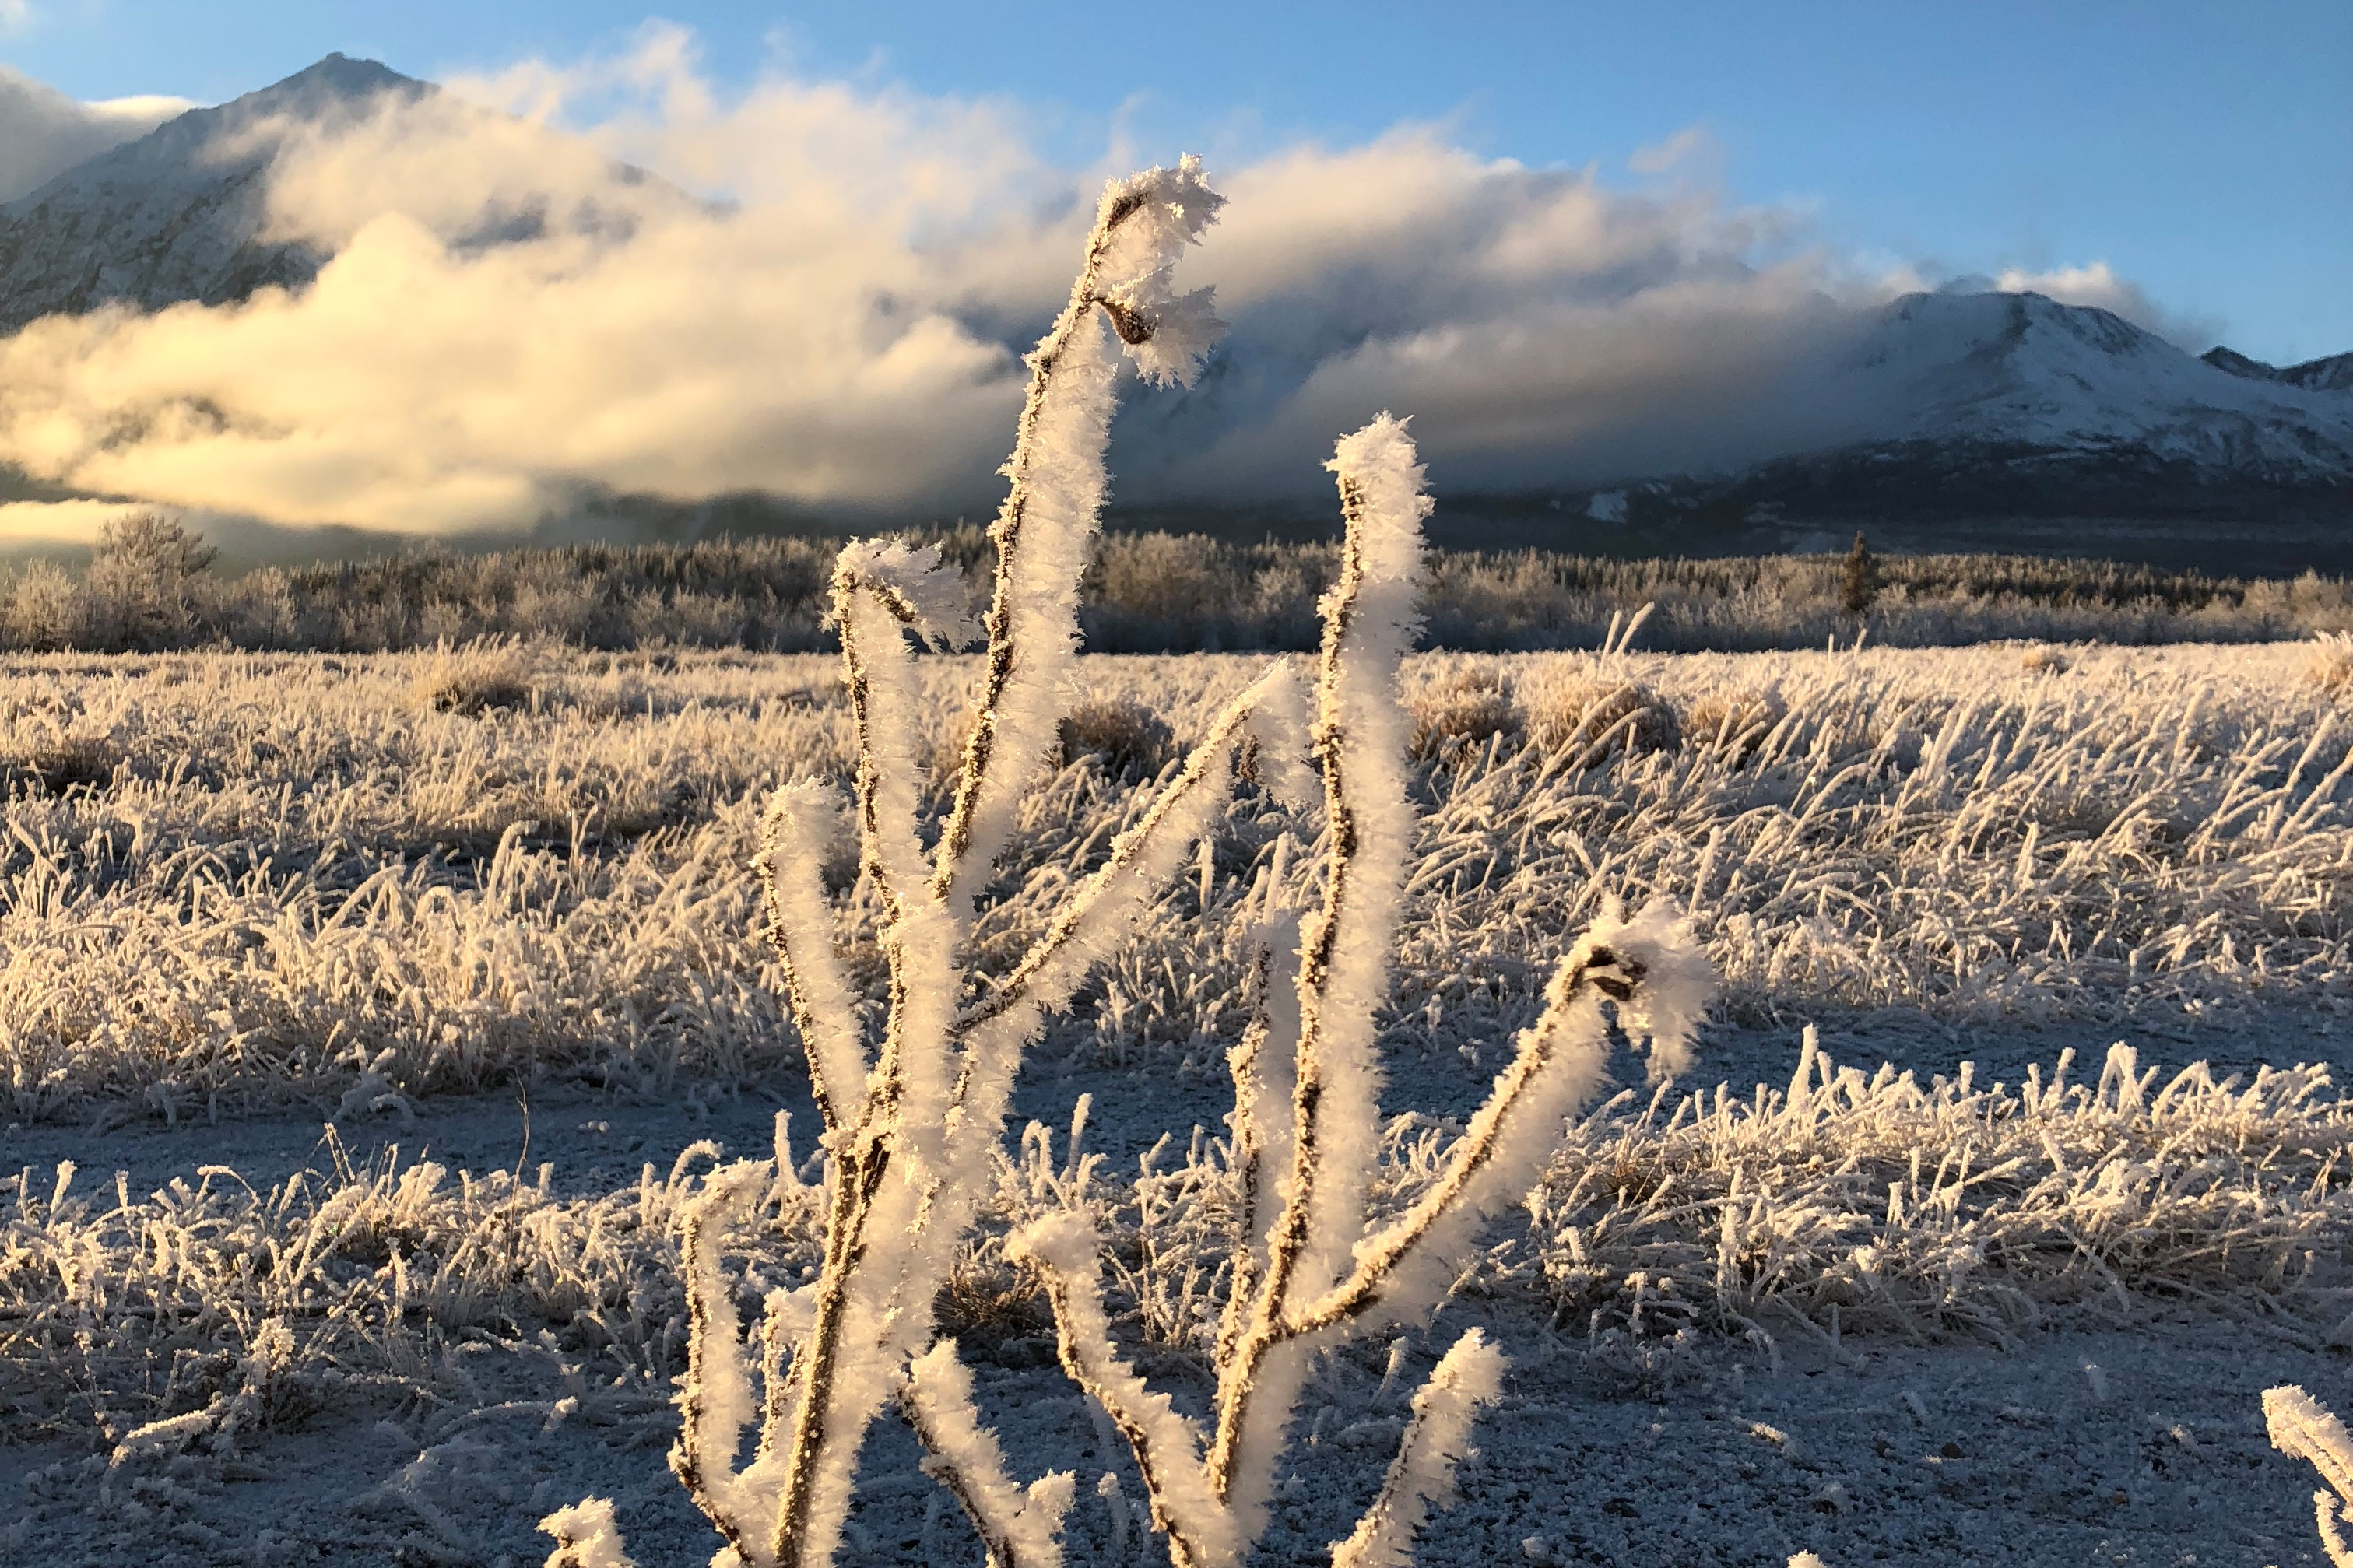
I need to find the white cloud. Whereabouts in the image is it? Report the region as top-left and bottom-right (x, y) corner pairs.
(0, 1), (33, 37)
(1988, 261), (2220, 348)
(0, 498), (149, 545)
(0, 28), (2205, 533)
(1126, 131), (1863, 496)
(0, 65), (192, 202)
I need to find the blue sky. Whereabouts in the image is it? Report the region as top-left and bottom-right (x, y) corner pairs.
(2, 0), (2347, 364)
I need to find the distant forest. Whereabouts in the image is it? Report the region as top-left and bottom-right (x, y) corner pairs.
(5, 513), (2351, 656)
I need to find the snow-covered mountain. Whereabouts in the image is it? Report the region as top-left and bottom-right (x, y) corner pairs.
(0, 54), (693, 336)
(0, 56), (416, 332)
(1835, 289), (2353, 481)
(1558, 290), (2353, 559)
(2203, 343), (2353, 395)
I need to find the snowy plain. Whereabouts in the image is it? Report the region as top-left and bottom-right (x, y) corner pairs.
(4, 639), (2353, 1565)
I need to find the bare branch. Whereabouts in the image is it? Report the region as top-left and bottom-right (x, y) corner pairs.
(935, 160), (1225, 914)
(1011, 1213), (1245, 1568)
(1210, 417), (1429, 1506)
(667, 1162), (777, 1562)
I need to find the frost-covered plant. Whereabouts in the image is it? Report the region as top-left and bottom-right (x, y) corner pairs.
(1525, 672), (1679, 768)
(1680, 683), (1786, 763)
(415, 635), (547, 715)
(2267, 1384), (2353, 1566)
(553, 157), (1266, 1568)
(550, 150), (1712, 1568)
(2307, 630), (2353, 699)
(1057, 693), (1178, 777)
(1406, 665), (1519, 763)
(1006, 424), (1713, 1568)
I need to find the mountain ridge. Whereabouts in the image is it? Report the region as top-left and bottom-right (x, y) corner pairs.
(2201, 343), (2353, 395)
(0, 54), (2345, 569)
(0, 55), (428, 333)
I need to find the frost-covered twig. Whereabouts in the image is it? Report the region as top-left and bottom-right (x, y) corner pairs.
(902, 1341), (1076, 1568)
(1327, 1329), (1506, 1568)
(934, 156), (1224, 917)
(587, 159), (1234, 1568)
(539, 1497), (641, 1568)
(2266, 1384), (2353, 1567)
(1016, 419), (1715, 1568)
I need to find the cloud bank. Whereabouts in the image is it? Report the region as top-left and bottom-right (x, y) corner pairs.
(0, 65), (193, 204)
(0, 26), (2195, 536)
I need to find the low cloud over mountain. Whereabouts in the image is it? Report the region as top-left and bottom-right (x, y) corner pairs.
(0, 63), (192, 205)
(0, 27), (2337, 547)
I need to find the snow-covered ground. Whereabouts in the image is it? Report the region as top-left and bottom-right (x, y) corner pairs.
(5, 640), (2353, 1565)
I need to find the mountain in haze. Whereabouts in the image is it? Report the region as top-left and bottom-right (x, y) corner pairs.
(0, 56), (419, 333)
(1508, 290), (2353, 570)
(0, 54), (692, 336)
(0, 54), (2345, 569)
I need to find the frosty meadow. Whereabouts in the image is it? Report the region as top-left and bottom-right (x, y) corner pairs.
(10, 162), (2353, 1567)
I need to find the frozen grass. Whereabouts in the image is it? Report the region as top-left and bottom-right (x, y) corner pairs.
(5, 637), (2353, 1120)
(17, 1031), (2353, 1465)
(0, 1119), (824, 1447)
(1108, 1033), (2353, 1369)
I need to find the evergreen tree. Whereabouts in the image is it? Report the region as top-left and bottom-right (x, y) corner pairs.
(1840, 530), (1879, 617)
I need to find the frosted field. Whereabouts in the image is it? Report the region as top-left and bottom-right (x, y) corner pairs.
(6, 638), (2353, 1564)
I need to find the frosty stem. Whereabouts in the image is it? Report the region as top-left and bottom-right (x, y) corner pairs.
(1013, 419), (1715, 1568)
(606, 159), (1232, 1568)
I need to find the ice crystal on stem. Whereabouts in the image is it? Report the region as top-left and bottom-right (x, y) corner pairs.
(2267, 1384), (2353, 1567)
(561, 160), (1709, 1568)
(1010, 422), (1714, 1568)
(555, 158), (1263, 1568)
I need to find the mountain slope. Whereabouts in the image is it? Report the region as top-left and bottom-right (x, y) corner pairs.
(1494, 291), (2353, 566)
(0, 54), (696, 338)
(1834, 290), (2353, 480)
(0, 56), (422, 334)
(2204, 343), (2353, 395)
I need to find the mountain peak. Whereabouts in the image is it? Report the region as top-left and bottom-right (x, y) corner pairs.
(0, 49), (697, 337)
(262, 53), (420, 100)
(2202, 345), (2279, 380)
(219, 52), (428, 128)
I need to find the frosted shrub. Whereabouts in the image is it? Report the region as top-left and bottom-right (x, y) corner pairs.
(2307, 630), (2353, 698)
(1680, 684), (1785, 763)
(1407, 665), (1520, 763)
(82, 510), (219, 651)
(2, 722), (121, 796)
(3, 558), (85, 651)
(557, 158), (1712, 1568)
(1058, 694), (1177, 777)
(415, 635), (548, 715)
(2017, 644), (2070, 675)
(1526, 669), (1680, 769)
